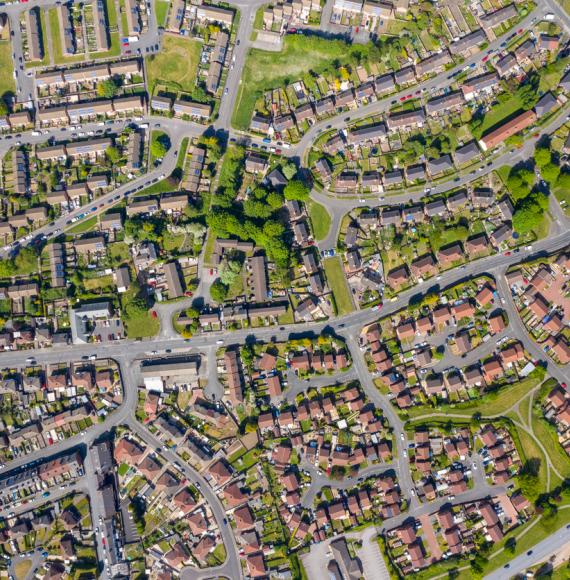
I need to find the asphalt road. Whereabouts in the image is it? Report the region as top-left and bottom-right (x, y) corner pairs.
(0, 0), (569, 576)
(485, 521), (570, 580)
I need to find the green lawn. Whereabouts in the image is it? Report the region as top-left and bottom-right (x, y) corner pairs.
(552, 181), (570, 216)
(48, 7), (86, 64)
(119, 0), (129, 37)
(531, 407), (570, 480)
(233, 35), (377, 130)
(406, 375), (542, 419)
(146, 35), (202, 95)
(307, 200), (331, 242)
(121, 286), (160, 338)
(472, 95), (525, 140)
(67, 216), (98, 234)
(0, 40), (16, 98)
(122, 307), (160, 338)
(323, 256), (354, 316)
(514, 424), (549, 495)
(154, 0), (169, 27)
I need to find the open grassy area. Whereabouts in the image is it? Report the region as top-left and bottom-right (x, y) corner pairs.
(121, 286), (160, 338)
(233, 35), (376, 130)
(552, 181), (570, 216)
(123, 306), (160, 338)
(0, 40), (16, 98)
(472, 95), (525, 140)
(323, 256), (354, 316)
(531, 406), (570, 480)
(14, 559), (33, 578)
(514, 424), (549, 495)
(154, 0), (169, 27)
(307, 200), (331, 242)
(406, 375), (542, 419)
(145, 35), (202, 95)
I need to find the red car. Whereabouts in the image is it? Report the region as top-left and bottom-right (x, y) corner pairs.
(504, 251), (511, 256)
(399, 96), (406, 102)
(151, 310), (158, 319)
(561, 382), (567, 388)
(482, 55), (489, 62)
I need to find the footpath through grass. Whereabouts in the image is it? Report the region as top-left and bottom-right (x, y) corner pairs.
(323, 256), (354, 316)
(405, 375), (542, 419)
(307, 200), (331, 242)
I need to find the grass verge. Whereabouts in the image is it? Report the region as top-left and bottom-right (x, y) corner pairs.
(323, 256), (354, 316)
(307, 200), (331, 242)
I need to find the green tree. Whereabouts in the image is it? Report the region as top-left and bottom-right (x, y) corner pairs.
(541, 162), (560, 184)
(97, 78), (120, 98)
(507, 167), (535, 201)
(284, 180), (310, 201)
(556, 171), (570, 190)
(210, 278), (228, 303)
(151, 132), (171, 160)
(105, 146), (121, 165)
(219, 259), (242, 286)
(534, 146), (551, 169)
(281, 162), (297, 180)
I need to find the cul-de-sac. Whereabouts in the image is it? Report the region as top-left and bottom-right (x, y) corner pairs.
(0, 0), (570, 578)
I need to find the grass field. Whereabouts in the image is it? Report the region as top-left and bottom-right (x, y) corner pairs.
(146, 35), (202, 95)
(154, 0), (169, 27)
(233, 35), (374, 130)
(323, 256), (354, 316)
(0, 41), (16, 98)
(307, 200), (331, 241)
(514, 424), (549, 495)
(14, 560), (32, 579)
(406, 375), (541, 419)
(472, 95), (525, 140)
(531, 406), (570, 480)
